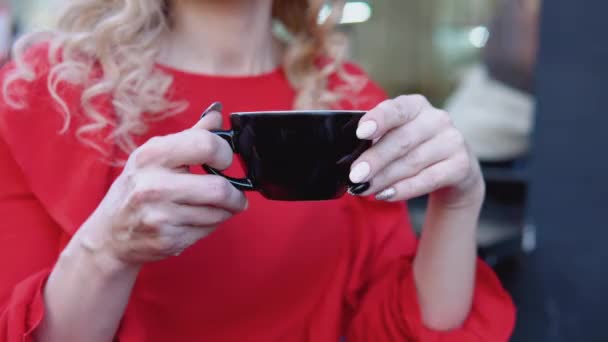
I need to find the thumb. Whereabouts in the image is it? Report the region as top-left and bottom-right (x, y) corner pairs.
(194, 101), (223, 130)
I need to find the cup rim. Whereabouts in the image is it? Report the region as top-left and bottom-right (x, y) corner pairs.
(231, 110), (366, 116)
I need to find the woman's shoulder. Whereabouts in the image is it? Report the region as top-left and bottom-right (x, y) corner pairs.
(0, 40), (56, 132)
(328, 60), (388, 110)
(0, 40), (70, 122)
(0, 39), (110, 141)
(0, 40), (78, 146)
(19, 40), (54, 73)
(1, 40), (54, 85)
(0, 40), (115, 235)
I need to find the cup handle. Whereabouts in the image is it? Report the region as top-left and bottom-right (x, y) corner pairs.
(347, 181), (371, 195)
(202, 130), (256, 191)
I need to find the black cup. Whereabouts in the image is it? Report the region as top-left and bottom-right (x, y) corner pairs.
(202, 106), (371, 201)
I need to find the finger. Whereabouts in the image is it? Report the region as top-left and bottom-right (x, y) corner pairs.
(168, 174), (249, 213)
(356, 95), (430, 140)
(137, 202), (233, 230)
(129, 226), (213, 259)
(163, 202), (233, 227)
(124, 172), (248, 214)
(193, 101), (223, 130)
(374, 157), (466, 202)
(134, 128), (233, 170)
(155, 225), (214, 256)
(349, 108), (445, 184)
(364, 132), (459, 195)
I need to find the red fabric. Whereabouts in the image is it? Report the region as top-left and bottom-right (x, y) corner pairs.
(0, 45), (515, 341)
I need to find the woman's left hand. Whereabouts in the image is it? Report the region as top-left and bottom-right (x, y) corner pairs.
(350, 95), (485, 207)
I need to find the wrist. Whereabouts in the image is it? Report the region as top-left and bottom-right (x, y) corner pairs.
(430, 156), (485, 211)
(430, 178), (484, 211)
(56, 237), (140, 291)
(424, 176), (484, 236)
(81, 235), (141, 277)
(72, 212), (141, 278)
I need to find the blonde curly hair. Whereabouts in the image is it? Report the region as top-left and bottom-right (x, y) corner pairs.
(3, 0), (357, 155)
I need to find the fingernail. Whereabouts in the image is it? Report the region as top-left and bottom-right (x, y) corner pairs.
(201, 101), (223, 119)
(348, 182), (371, 196)
(356, 121), (377, 139)
(349, 162), (371, 183)
(376, 187), (397, 201)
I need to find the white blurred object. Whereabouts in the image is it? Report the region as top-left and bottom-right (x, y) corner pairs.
(469, 26), (490, 48)
(319, 1), (372, 24)
(14, 0), (62, 33)
(445, 64), (534, 161)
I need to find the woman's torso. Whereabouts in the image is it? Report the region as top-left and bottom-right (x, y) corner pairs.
(0, 50), (407, 340)
(88, 66), (383, 341)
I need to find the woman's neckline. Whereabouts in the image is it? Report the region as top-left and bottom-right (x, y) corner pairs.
(155, 62), (284, 82)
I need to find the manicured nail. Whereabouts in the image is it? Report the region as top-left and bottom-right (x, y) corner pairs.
(356, 121), (377, 139)
(348, 182), (371, 196)
(376, 187), (397, 201)
(349, 162), (371, 183)
(201, 101), (223, 119)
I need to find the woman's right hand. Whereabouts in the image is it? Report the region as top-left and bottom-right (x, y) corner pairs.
(80, 109), (248, 269)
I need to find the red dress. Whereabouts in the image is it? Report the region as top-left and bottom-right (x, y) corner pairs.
(0, 45), (515, 341)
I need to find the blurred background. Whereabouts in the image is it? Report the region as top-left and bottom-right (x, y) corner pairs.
(3, 0), (607, 341)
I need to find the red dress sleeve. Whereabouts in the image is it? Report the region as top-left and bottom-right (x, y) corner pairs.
(335, 64), (516, 340)
(0, 44), (115, 341)
(0, 132), (57, 340)
(343, 197), (516, 341)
